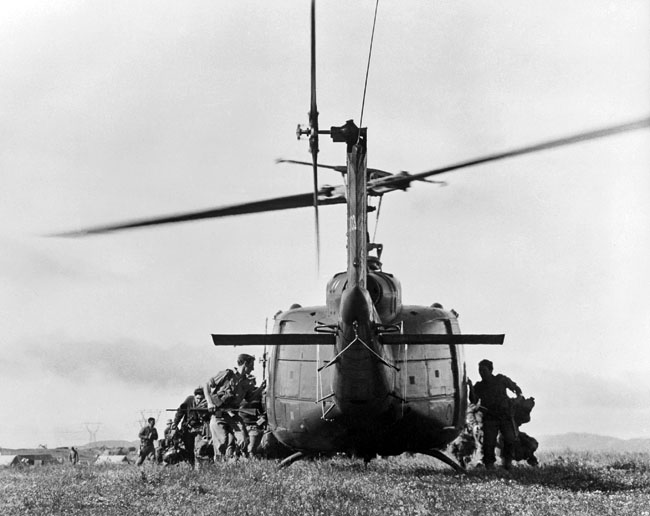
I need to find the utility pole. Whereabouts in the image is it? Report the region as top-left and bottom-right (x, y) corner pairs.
(83, 422), (101, 443)
(137, 409), (162, 428)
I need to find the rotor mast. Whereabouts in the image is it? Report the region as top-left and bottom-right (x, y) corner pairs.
(343, 128), (368, 290)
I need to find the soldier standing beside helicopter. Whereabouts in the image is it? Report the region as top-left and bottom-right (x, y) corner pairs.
(235, 376), (267, 458)
(204, 354), (257, 460)
(468, 359), (522, 470)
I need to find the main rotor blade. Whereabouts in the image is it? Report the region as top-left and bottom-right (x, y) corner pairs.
(52, 192), (346, 237)
(277, 158), (393, 178)
(282, 116), (650, 195)
(404, 116), (650, 184)
(277, 159), (343, 173)
(309, 0), (321, 269)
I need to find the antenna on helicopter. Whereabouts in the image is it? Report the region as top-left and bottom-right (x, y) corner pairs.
(262, 317), (269, 383)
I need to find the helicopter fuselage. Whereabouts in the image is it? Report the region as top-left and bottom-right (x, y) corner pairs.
(267, 269), (467, 458)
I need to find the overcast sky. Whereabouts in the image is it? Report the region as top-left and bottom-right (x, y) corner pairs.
(1, 1), (648, 448)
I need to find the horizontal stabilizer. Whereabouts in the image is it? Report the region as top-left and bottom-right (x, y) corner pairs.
(211, 333), (336, 347)
(379, 334), (504, 345)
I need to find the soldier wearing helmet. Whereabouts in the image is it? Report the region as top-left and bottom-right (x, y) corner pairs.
(204, 354), (258, 460)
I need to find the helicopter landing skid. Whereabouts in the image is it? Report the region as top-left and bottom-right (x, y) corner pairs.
(421, 449), (465, 474)
(278, 451), (306, 469)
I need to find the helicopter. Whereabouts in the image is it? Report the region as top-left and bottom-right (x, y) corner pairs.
(54, 1), (650, 469)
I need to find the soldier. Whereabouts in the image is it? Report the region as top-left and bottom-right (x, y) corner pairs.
(450, 403), (483, 468)
(172, 387), (208, 467)
(468, 359), (522, 470)
(164, 419), (174, 445)
(136, 417), (158, 466)
(156, 419), (175, 463)
(235, 377), (267, 458)
(204, 354), (257, 461)
(68, 446), (79, 465)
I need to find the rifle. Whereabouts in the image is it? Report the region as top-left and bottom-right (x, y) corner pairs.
(165, 407), (258, 417)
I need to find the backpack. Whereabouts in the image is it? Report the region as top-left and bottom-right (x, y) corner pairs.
(511, 395), (535, 426)
(208, 369), (236, 407)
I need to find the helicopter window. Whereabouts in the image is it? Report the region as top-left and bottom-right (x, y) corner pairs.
(366, 275), (383, 305)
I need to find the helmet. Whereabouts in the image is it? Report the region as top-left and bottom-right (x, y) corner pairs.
(237, 354), (255, 366)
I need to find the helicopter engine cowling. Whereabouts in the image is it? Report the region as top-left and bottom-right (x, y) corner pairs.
(326, 270), (402, 324)
(339, 284), (374, 325)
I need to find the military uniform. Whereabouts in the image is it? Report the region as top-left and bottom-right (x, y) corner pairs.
(469, 373), (521, 468)
(156, 422), (174, 463)
(136, 423), (158, 466)
(173, 395), (208, 466)
(450, 403), (483, 467)
(235, 377), (266, 458)
(69, 447), (79, 465)
(204, 369), (255, 460)
(163, 422), (174, 447)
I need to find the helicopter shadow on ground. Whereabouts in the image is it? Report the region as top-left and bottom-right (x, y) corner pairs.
(311, 451), (650, 494)
(506, 458), (650, 494)
(399, 459), (650, 494)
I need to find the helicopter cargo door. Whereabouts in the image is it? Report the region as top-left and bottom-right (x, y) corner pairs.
(424, 351), (455, 427)
(275, 351), (300, 399)
(271, 311), (334, 430)
(396, 314), (458, 427)
(426, 359), (454, 397)
(397, 343), (453, 398)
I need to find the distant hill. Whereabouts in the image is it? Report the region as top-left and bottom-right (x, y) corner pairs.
(0, 448), (68, 459)
(1, 441), (137, 454)
(78, 440), (137, 450)
(6, 434), (649, 458)
(538, 433), (650, 453)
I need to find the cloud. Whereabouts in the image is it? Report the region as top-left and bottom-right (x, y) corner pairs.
(521, 366), (646, 411)
(0, 236), (105, 285)
(509, 364), (650, 438)
(3, 336), (224, 389)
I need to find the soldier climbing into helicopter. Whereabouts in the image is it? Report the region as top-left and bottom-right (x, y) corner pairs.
(450, 402), (484, 469)
(203, 354), (264, 461)
(235, 374), (267, 458)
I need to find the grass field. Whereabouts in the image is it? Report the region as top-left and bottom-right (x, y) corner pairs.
(1, 451), (649, 515)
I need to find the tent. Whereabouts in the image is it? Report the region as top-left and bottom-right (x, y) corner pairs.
(0, 455), (20, 467)
(0, 454), (59, 466)
(94, 455), (131, 465)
